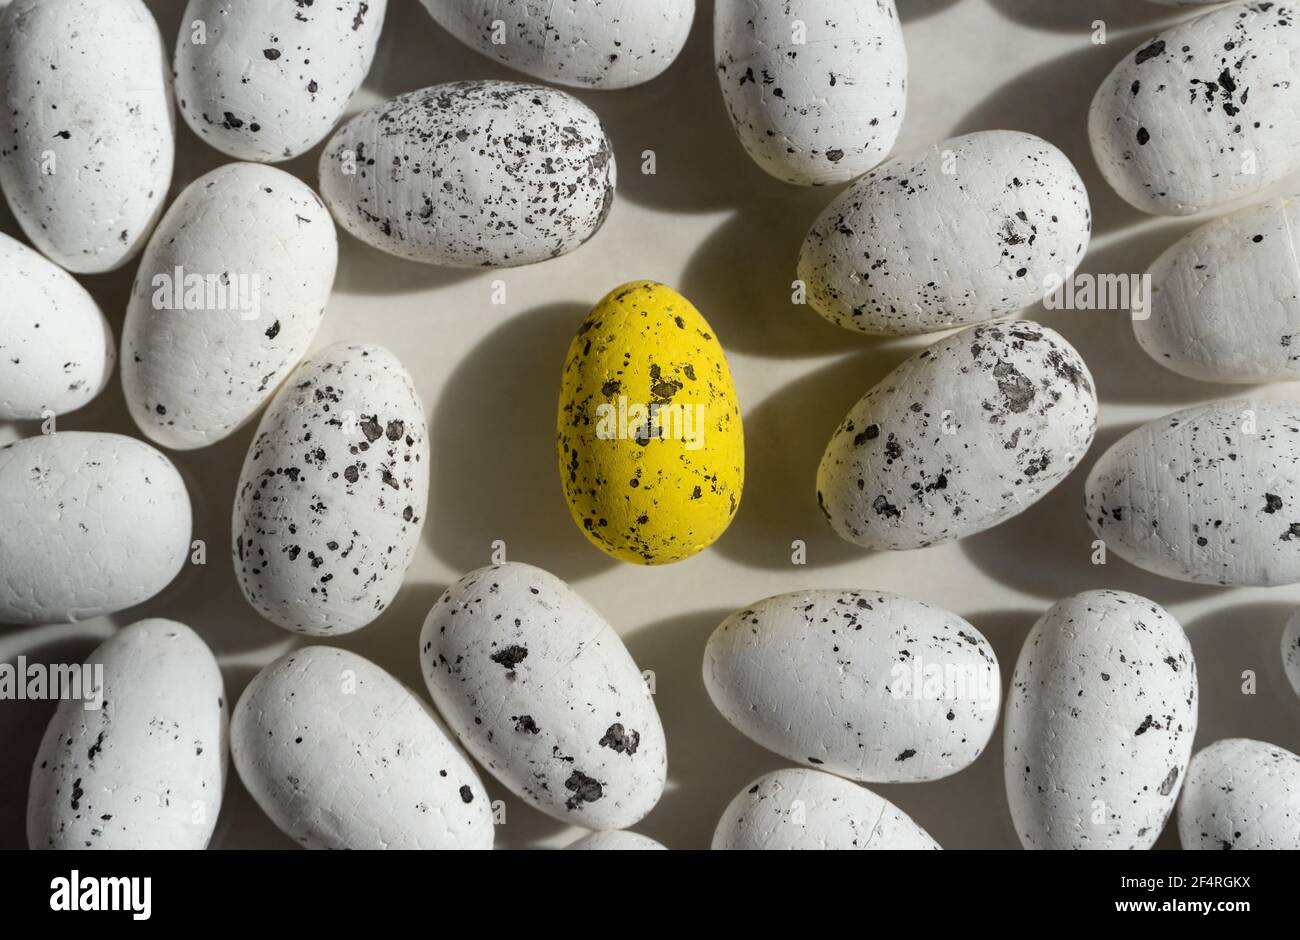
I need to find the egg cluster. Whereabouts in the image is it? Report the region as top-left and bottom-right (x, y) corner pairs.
(1, 0), (1299, 852)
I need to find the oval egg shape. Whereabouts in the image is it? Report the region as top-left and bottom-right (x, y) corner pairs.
(798, 130), (1091, 335)
(319, 80), (616, 267)
(0, 0), (173, 273)
(818, 321), (1098, 551)
(1178, 738), (1300, 850)
(174, 0), (387, 162)
(712, 768), (940, 850)
(1086, 398), (1300, 586)
(715, 0), (907, 186)
(0, 432), (191, 625)
(1136, 195), (1300, 383)
(1004, 590), (1198, 850)
(1089, 3), (1300, 216)
(705, 589), (999, 783)
(27, 619), (226, 849)
(232, 342), (428, 636)
(231, 645), (493, 850)
(566, 831), (666, 851)
(417, 0), (693, 90)
(558, 280), (743, 565)
(0, 232), (114, 419)
(1284, 608), (1300, 699)
(420, 562), (667, 830)
(123, 163), (336, 450)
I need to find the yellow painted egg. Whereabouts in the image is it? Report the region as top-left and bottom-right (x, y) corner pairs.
(558, 281), (744, 565)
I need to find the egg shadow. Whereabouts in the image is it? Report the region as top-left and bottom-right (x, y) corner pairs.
(875, 606), (1040, 850)
(427, 301), (617, 585)
(985, 0), (1183, 34)
(898, 0), (965, 23)
(959, 421), (1223, 605)
(0, 631), (108, 849)
(712, 338), (931, 571)
(623, 609), (790, 849)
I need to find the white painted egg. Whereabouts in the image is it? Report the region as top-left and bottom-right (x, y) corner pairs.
(0, 232), (114, 419)
(1004, 590), (1198, 850)
(173, 0), (387, 162)
(1283, 608), (1300, 699)
(1086, 398), (1300, 586)
(417, 0), (693, 90)
(566, 830), (665, 850)
(318, 81), (616, 267)
(231, 645), (494, 850)
(715, 0), (907, 186)
(232, 342), (427, 636)
(712, 768), (940, 850)
(122, 162), (336, 451)
(0, 0), (173, 273)
(1178, 738), (1300, 850)
(420, 562), (667, 830)
(704, 589), (999, 783)
(0, 432), (191, 625)
(798, 130), (1091, 335)
(817, 321), (1098, 550)
(1090, 3), (1300, 216)
(27, 619), (226, 849)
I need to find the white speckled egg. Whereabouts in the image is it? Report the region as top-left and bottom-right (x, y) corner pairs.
(0, 432), (191, 625)
(420, 562), (666, 830)
(231, 645), (493, 850)
(174, 0), (387, 162)
(0, 0), (173, 273)
(27, 619), (226, 849)
(1178, 738), (1300, 850)
(713, 768), (940, 850)
(122, 163), (336, 451)
(798, 130), (1091, 335)
(418, 0), (692, 90)
(715, 0), (907, 186)
(1005, 590), (1198, 850)
(318, 81), (616, 267)
(0, 233), (114, 419)
(1086, 398), (1300, 586)
(818, 321), (1098, 551)
(232, 342), (427, 636)
(1136, 196), (1300, 383)
(1090, 3), (1300, 216)
(705, 589), (999, 783)
(566, 830), (665, 850)
(1284, 609), (1300, 698)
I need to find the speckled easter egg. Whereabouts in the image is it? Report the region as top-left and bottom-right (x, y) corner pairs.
(0, 233), (114, 419)
(0, 432), (191, 625)
(122, 163), (336, 451)
(319, 81), (616, 267)
(1086, 398), (1300, 586)
(1005, 590), (1198, 850)
(232, 342), (427, 636)
(174, 0), (387, 162)
(1136, 196), (1300, 383)
(715, 0), (906, 186)
(0, 0), (173, 273)
(27, 619), (226, 849)
(557, 281), (743, 565)
(420, 562), (667, 830)
(1178, 738), (1300, 850)
(232, 646), (493, 850)
(713, 768), (940, 850)
(417, 0), (693, 90)
(798, 130), (1091, 335)
(566, 830), (666, 850)
(1090, 3), (1300, 216)
(818, 321), (1097, 551)
(705, 589), (999, 782)
(1284, 609), (1300, 698)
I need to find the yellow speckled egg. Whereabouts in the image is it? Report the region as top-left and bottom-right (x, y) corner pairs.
(557, 281), (744, 565)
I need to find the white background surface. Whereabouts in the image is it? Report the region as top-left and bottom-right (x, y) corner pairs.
(3, 0), (1300, 850)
